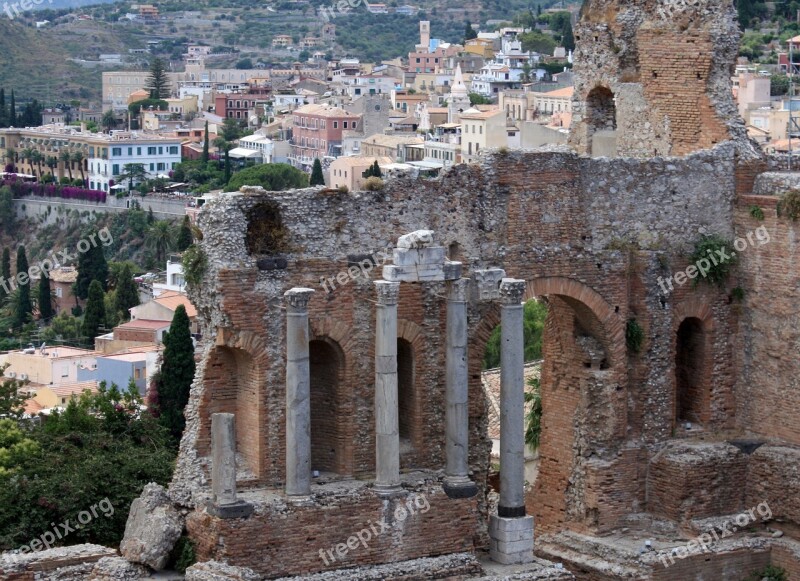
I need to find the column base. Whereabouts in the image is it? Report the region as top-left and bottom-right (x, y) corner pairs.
(489, 514), (534, 564)
(373, 482), (404, 497)
(206, 500), (254, 519)
(443, 476), (478, 499)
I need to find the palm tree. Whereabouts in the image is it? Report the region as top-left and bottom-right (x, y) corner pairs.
(31, 151), (44, 179)
(45, 155), (58, 179)
(146, 220), (174, 264)
(59, 149), (73, 180)
(20, 147), (35, 174)
(72, 150), (86, 182)
(4, 147), (17, 169)
(101, 110), (117, 132)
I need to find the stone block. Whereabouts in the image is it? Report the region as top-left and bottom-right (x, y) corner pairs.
(397, 230), (435, 248)
(120, 483), (183, 571)
(382, 264), (444, 282)
(489, 515), (534, 565)
(471, 268), (506, 302)
(392, 246), (446, 267)
(443, 261), (463, 281)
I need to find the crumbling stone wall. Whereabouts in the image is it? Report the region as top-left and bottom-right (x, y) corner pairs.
(169, 142), (759, 575)
(570, 0), (746, 157)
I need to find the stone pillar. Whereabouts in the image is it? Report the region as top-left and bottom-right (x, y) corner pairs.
(374, 280), (402, 495)
(284, 287), (314, 497)
(490, 278), (534, 564)
(208, 413), (253, 518)
(444, 278), (477, 498)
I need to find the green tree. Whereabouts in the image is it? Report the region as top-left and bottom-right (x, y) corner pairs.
(37, 272), (54, 322)
(0, 365), (26, 419)
(145, 58), (171, 99)
(0, 248), (10, 304)
(101, 110), (117, 131)
(561, 20), (575, 51)
(520, 30), (558, 55)
(483, 300), (548, 369)
(771, 74), (790, 96)
(201, 121), (209, 163)
(156, 305), (196, 440)
(0, 419), (39, 477)
(12, 246), (32, 329)
(147, 220), (175, 265)
(114, 263), (139, 321)
(81, 280), (106, 342)
(464, 20), (477, 41)
(0, 186), (13, 233)
(221, 117), (242, 142)
(226, 163), (309, 192)
(176, 216), (192, 251)
(524, 376), (542, 451)
(118, 163), (148, 192)
(310, 158), (325, 186)
(75, 235), (108, 300)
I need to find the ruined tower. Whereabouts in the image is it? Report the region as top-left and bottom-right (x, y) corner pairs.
(569, 0), (745, 158)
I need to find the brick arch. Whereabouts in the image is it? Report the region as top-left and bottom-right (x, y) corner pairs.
(308, 317), (355, 476)
(526, 276), (625, 368)
(397, 318), (426, 468)
(672, 297), (715, 426)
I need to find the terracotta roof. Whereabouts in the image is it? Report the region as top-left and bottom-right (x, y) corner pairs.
(48, 381), (98, 397)
(24, 398), (43, 415)
(294, 104), (360, 118)
(363, 133), (424, 147)
(152, 291), (197, 318)
(543, 86), (574, 98)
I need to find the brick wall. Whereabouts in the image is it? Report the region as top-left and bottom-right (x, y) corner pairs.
(186, 488), (478, 578)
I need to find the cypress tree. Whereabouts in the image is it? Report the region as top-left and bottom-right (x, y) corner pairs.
(0, 88), (6, 127)
(157, 304), (195, 440)
(372, 160), (382, 178)
(81, 280), (106, 343)
(176, 216), (192, 251)
(310, 158), (325, 186)
(201, 121), (209, 163)
(0, 248), (10, 304)
(38, 271), (53, 321)
(13, 246), (32, 328)
(75, 234), (108, 299)
(9, 90), (15, 127)
(114, 263), (139, 319)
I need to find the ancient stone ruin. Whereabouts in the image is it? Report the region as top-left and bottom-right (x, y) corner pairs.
(4, 1), (800, 579)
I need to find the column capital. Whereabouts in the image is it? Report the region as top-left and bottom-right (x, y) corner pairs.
(447, 278), (470, 302)
(375, 280), (400, 305)
(499, 278), (526, 306)
(284, 287), (315, 312)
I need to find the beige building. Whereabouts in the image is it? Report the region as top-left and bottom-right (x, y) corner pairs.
(33, 382), (99, 409)
(0, 346), (98, 387)
(735, 73), (771, 122)
(361, 133), (424, 162)
(328, 156), (393, 191)
(459, 108), (506, 163)
(164, 95), (199, 117)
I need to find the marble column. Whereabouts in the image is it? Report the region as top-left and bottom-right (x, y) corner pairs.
(284, 287), (314, 497)
(374, 280), (401, 495)
(490, 278), (533, 564)
(444, 278), (478, 498)
(208, 413), (253, 518)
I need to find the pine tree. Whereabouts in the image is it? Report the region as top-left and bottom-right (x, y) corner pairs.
(310, 158), (325, 186)
(0, 248), (10, 304)
(13, 246), (32, 328)
(114, 263), (139, 320)
(176, 216), (192, 251)
(37, 272), (53, 321)
(156, 305), (195, 439)
(201, 121), (209, 163)
(145, 58), (171, 99)
(81, 280), (106, 343)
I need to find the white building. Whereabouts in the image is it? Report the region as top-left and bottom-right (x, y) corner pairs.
(92, 133), (183, 192)
(152, 254), (186, 297)
(237, 134), (274, 163)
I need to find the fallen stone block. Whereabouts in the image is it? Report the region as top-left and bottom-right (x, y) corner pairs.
(120, 483), (183, 570)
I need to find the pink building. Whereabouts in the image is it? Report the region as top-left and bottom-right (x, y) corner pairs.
(290, 104), (362, 170)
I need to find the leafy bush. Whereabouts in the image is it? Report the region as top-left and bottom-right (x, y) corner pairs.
(483, 300), (548, 369)
(689, 235), (736, 287)
(745, 565), (787, 581)
(626, 318), (644, 354)
(749, 205), (765, 220)
(364, 177), (384, 191)
(225, 163), (308, 192)
(169, 535), (197, 573)
(777, 190), (800, 221)
(181, 244), (207, 287)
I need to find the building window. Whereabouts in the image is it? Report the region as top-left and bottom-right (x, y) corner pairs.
(147, 146), (156, 155)
(333, 121), (338, 129)
(112, 164), (120, 176)
(169, 146), (178, 154)
(150, 163), (154, 171)
(128, 147), (133, 155)
(158, 146), (163, 155)
(343, 121), (348, 129)
(56, 287), (62, 298)
(112, 147), (122, 156)
(137, 147), (141, 155)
